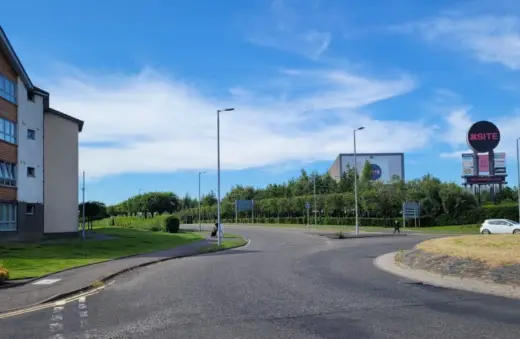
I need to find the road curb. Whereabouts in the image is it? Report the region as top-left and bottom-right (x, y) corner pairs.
(0, 236), (249, 316)
(374, 252), (520, 300)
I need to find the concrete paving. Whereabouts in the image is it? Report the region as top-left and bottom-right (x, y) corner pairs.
(1, 226), (520, 338)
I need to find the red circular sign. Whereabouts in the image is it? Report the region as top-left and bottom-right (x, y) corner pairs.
(466, 121), (500, 153)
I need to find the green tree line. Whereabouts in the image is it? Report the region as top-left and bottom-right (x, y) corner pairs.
(100, 162), (520, 227)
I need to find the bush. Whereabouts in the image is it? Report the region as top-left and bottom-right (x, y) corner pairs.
(164, 216), (180, 233)
(0, 267), (9, 282)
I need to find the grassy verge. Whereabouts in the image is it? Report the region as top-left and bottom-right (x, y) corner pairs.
(0, 227), (204, 280)
(416, 235), (520, 267)
(208, 222), (481, 234)
(404, 225), (480, 234)
(197, 233), (247, 254)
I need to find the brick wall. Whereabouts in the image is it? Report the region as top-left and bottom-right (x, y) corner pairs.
(0, 186), (16, 201)
(0, 50), (17, 81)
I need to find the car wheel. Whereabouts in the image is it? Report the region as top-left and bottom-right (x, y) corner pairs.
(513, 229), (520, 234)
(481, 229), (491, 234)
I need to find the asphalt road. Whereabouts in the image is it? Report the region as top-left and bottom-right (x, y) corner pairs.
(2, 226), (520, 338)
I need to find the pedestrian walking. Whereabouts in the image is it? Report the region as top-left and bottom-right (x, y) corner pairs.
(393, 219), (401, 235)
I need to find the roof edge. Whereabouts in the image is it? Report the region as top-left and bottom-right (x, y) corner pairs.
(45, 108), (84, 132)
(0, 26), (33, 90)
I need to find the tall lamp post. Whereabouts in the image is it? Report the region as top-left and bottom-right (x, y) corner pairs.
(353, 126), (365, 236)
(517, 138), (520, 223)
(217, 107), (235, 246)
(198, 171), (206, 232)
(313, 174), (317, 227)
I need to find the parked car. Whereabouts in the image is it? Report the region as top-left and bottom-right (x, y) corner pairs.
(480, 219), (520, 234)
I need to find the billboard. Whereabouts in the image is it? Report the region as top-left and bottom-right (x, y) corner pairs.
(461, 152), (506, 176)
(339, 153), (404, 182)
(461, 153), (474, 176)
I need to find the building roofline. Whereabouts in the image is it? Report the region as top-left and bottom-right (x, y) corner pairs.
(337, 153), (405, 157)
(45, 108), (84, 132)
(0, 26), (33, 90)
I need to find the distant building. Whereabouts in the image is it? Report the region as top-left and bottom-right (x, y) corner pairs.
(0, 26), (84, 240)
(328, 153), (405, 183)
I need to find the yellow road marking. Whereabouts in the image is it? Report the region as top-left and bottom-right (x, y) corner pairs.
(0, 284), (106, 319)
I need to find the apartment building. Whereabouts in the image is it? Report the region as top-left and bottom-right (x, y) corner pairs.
(0, 26), (84, 240)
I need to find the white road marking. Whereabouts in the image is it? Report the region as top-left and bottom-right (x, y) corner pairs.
(79, 296), (89, 332)
(49, 304), (65, 339)
(243, 238), (251, 248)
(33, 278), (61, 285)
(51, 314), (63, 321)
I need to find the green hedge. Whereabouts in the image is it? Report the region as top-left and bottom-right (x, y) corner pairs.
(164, 216), (180, 233)
(182, 204), (519, 227)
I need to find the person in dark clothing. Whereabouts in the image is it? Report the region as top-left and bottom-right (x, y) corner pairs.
(211, 221), (218, 238)
(393, 219), (401, 235)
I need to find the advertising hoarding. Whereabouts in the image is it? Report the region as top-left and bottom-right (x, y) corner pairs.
(461, 153), (474, 176)
(479, 154), (489, 173)
(494, 152), (506, 174)
(339, 153), (404, 183)
(461, 152), (506, 176)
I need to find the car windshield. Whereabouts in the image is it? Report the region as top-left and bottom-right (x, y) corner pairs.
(504, 219), (519, 224)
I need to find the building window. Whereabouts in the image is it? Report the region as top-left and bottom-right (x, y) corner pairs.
(27, 90), (35, 102)
(26, 204), (35, 215)
(27, 129), (35, 140)
(0, 203), (17, 231)
(27, 166), (35, 177)
(0, 75), (16, 104)
(0, 161), (16, 187)
(0, 118), (17, 144)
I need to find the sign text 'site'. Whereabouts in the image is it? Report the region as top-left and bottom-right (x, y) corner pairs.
(469, 132), (499, 141)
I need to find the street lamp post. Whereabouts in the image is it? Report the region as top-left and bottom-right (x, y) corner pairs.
(313, 174), (317, 227)
(217, 108), (235, 246)
(517, 138), (520, 223)
(353, 126), (365, 236)
(198, 171), (206, 232)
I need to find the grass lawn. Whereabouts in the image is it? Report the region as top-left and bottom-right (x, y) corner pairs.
(197, 233), (247, 254)
(417, 235), (520, 267)
(0, 227), (204, 280)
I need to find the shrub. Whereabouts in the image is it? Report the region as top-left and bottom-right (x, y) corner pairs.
(0, 267), (9, 282)
(164, 216), (180, 233)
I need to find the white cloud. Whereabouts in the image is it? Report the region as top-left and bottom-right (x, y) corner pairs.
(41, 66), (431, 180)
(241, 0), (333, 59)
(396, 15), (520, 70)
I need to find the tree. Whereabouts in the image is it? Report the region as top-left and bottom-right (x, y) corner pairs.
(78, 201), (107, 230)
(361, 160), (372, 183)
(202, 191), (218, 206)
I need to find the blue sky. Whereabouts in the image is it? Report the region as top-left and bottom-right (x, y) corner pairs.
(3, 0), (520, 204)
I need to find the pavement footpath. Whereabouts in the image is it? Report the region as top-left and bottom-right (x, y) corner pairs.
(0, 237), (220, 314)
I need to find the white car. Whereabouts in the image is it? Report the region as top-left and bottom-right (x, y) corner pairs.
(480, 219), (520, 234)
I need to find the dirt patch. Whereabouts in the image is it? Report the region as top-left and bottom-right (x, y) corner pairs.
(398, 248), (520, 286)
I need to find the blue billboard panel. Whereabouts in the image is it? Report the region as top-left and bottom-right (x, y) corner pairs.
(236, 200), (254, 212)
